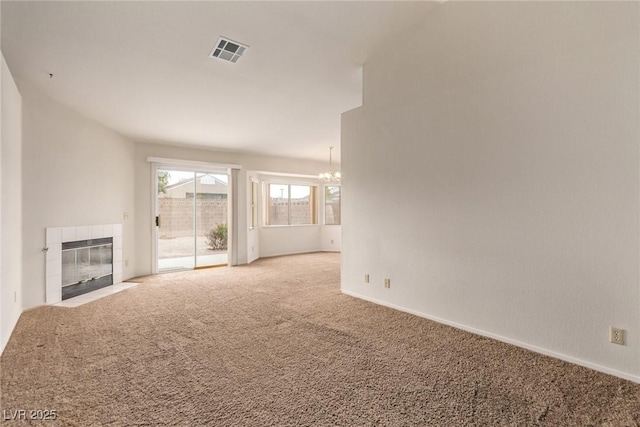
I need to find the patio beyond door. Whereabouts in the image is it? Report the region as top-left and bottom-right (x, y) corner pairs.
(156, 169), (229, 271)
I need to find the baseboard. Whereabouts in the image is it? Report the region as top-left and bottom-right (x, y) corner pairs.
(22, 303), (47, 312)
(247, 251), (339, 265)
(341, 288), (640, 384)
(0, 308), (22, 357)
(259, 250), (324, 259)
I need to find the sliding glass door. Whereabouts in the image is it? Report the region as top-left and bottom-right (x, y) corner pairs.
(156, 168), (229, 272)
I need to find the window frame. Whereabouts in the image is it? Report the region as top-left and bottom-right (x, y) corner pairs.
(323, 184), (341, 226)
(250, 180), (258, 229)
(264, 182), (319, 227)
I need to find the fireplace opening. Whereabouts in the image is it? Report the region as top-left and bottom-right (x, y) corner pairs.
(61, 237), (113, 300)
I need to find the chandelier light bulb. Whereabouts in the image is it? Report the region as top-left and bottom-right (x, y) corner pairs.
(319, 147), (341, 183)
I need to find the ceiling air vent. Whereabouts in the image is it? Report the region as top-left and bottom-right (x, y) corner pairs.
(210, 37), (248, 63)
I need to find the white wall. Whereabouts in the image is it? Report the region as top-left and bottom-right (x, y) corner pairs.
(321, 225), (341, 252)
(247, 171), (260, 264)
(1, 53), (22, 353)
(259, 225), (321, 258)
(1, 1), (4, 356)
(21, 88), (136, 309)
(342, 2), (640, 381)
(234, 168), (247, 266)
(133, 142), (330, 276)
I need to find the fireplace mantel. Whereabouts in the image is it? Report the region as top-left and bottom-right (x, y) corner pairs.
(45, 224), (123, 304)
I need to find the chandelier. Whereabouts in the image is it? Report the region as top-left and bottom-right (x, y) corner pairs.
(319, 147), (341, 183)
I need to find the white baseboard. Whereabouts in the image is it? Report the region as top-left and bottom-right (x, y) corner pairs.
(341, 288), (640, 384)
(259, 249), (323, 259)
(0, 308), (22, 357)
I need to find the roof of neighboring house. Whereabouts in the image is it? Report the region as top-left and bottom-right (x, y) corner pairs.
(165, 174), (228, 192)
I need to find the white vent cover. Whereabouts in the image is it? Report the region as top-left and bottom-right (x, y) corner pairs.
(210, 37), (248, 63)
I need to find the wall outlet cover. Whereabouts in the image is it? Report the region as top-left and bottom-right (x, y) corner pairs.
(610, 327), (626, 345)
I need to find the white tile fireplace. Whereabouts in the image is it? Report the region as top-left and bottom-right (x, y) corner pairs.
(45, 224), (123, 304)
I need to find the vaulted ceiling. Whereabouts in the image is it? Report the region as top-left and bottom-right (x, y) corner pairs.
(2, 1), (439, 161)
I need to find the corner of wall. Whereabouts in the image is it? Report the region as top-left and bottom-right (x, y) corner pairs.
(1, 52), (24, 354)
(0, 49), (4, 353)
(247, 170), (260, 264)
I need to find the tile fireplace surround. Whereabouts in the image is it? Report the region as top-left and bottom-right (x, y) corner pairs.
(45, 224), (123, 304)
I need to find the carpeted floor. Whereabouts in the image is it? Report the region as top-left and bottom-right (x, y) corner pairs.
(2, 253), (640, 426)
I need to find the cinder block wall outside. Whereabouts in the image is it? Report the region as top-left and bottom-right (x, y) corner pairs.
(158, 199), (227, 238)
(160, 199), (340, 237)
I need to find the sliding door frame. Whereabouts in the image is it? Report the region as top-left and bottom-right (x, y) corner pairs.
(148, 157), (241, 274)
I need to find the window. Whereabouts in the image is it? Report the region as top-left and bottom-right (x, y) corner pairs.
(324, 186), (341, 225)
(185, 192), (227, 200)
(250, 181), (258, 229)
(266, 183), (318, 226)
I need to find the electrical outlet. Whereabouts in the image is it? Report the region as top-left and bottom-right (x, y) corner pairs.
(610, 327), (626, 345)
(331, 239), (334, 244)
(123, 212), (129, 220)
(364, 274), (369, 283)
(384, 278), (391, 288)
(125, 259), (129, 267)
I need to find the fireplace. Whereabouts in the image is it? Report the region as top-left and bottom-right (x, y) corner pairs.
(45, 224), (123, 304)
(61, 237), (113, 300)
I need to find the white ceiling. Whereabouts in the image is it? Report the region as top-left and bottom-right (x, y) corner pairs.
(1, 1), (439, 162)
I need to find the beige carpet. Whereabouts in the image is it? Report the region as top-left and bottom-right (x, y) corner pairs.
(2, 253), (640, 426)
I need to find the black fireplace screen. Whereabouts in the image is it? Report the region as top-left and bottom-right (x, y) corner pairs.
(61, 237), (113, 299)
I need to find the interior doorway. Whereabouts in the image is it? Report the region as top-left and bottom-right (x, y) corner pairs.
(156, 168), (229, 272)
